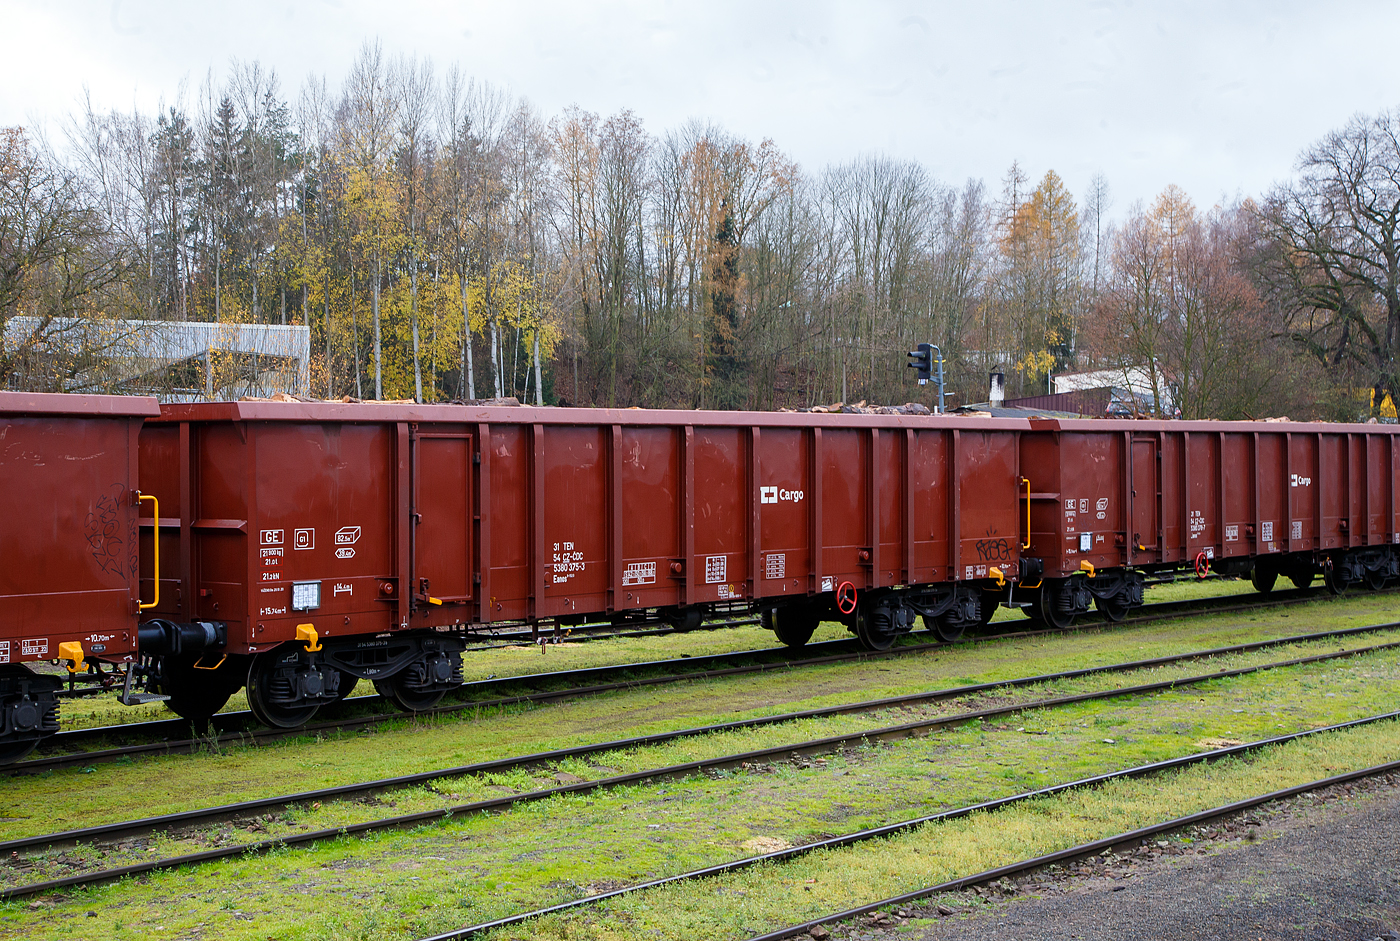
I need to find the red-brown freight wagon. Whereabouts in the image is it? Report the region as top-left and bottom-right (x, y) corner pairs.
(0, 391), (160, 761)
(1017, 418), (1400, 626)
(135, 401), (1028, 726)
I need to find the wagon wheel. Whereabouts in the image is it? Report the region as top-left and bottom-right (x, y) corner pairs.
(1365, 567), (1387, 591)
(1288, 570), (1314, 590)
(331, 669), (359, 702)
(245, 652), (321, 729)
(977, 593), (1000, 627)
(666, 607), (704, 633)
(854, 606), (899, 651)
(374, 673), (447, 712)
(159, 655), (241, 724)
(1323, 559), (1349, 596)
(0, 739), (39, 765)
(765, 606), (819, 648)
(1250, 566), (1277, 594)
(920, 614), (964, 643)
(1093, 594), (1130, 623)
(1038, 582), (1077, 630)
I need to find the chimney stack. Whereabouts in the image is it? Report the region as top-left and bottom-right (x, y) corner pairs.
(989, 368), (1005, 407)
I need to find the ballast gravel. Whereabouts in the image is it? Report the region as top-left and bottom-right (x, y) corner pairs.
(818, 774), (1400, 941)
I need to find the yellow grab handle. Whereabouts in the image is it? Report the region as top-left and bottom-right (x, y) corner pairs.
(138, 493), (159, 611)
(1021, 477), (1032, 550)
(297, 624), (322, 652)
(58, 641), (85, 674)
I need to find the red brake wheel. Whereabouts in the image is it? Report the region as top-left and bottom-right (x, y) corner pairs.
(836, 580), (858, 615)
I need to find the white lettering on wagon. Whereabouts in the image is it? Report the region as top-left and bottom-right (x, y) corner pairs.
(705, 555), (727, 584)
(760, 486), (804, 505)
(21, 638), (47, 657)
(0, 642), (9, 663)
(260, 529), (284, 546)
(553, 540), (586, 584)
(622, 561), (656, 586)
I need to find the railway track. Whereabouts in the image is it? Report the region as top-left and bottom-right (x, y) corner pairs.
(5, 621), (1397, 901)
(17, 583), (1370, 774)
(744, 765), (1400, 941)
(18, 582), (1357, 773)
(417, 714), (1400, 941)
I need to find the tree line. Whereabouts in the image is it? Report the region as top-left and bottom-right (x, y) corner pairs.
(3, 41), (1399, 419)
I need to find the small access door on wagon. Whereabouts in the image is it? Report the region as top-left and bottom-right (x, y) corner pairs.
(410, 431), (474, 617)
(1131, 436), (1160, 563)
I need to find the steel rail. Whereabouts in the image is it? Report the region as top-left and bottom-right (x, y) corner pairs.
(23, 583), (1351, 772)
(743, 763), (1400, 941)
(4, 632), (1398, 900)
(417, 714), (1400, 941)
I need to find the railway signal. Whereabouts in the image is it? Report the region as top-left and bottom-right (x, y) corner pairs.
(907, 343), (933, 383)
(907, 342), (946, 412)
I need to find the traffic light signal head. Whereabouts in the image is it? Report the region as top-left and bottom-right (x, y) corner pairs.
(906, 342), (933, 384)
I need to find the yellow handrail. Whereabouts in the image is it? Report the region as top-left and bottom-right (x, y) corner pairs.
(1021, 477), (1032, 550)
(138, 493), (159, 611)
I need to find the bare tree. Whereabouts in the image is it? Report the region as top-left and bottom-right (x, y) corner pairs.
(1259, 108), (1400, 416)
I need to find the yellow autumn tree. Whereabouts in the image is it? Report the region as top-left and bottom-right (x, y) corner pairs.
(996, 168), (1082, 393)
(467, 259), (557, 402)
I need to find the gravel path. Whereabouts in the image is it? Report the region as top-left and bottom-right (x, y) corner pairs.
(817, 775), (1400, 941)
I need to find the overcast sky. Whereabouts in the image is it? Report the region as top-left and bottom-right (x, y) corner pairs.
(4, 0), (1397, 216)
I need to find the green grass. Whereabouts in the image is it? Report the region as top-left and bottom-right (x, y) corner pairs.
(4, 634), (1399, 939)
(9, 589), (1399, 843)
(5, 581), (1397, 941)
(505, 720), (1400, 941)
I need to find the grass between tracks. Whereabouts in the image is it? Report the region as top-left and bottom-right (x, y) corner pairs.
(4, 625), (1397, 860)
(6, 585), (1396, 841)
(4, 601), (1400, 939)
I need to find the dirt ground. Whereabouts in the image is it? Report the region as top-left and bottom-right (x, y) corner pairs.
(817, 773), (1400, 941)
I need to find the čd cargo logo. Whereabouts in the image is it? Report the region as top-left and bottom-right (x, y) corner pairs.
(760, 486), (805, 505)
(1290, 474), (1312, 487)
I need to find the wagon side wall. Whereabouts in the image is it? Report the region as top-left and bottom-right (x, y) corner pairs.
(1023, 420), (1400, 579)
(1, 392), (158, 665)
